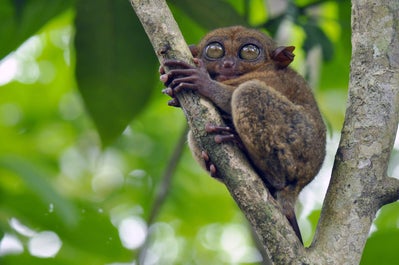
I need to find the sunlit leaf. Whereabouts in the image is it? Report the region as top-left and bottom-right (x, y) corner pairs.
(318, 0), (351, 92)
(360, 230), (399, 265)
(74, 0), (158, 145)
(306, 208), (321, 243)
(374, 202), (399, 231)
(0, 0), (73, 59)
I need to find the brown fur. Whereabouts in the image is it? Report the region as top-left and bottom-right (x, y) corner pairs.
(161, 26), (326, 243)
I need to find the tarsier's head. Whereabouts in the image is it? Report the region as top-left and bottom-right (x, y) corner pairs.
(191, 26), (295, 82)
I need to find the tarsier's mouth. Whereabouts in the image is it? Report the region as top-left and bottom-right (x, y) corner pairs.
(215, 74), (239, 82)
(214, 72), (242, 82)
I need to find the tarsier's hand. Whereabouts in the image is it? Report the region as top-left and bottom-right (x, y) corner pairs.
(159, 64), (179, 107)
(160, 59), (215, 103)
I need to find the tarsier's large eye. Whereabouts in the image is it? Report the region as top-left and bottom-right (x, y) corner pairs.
(205, 42), (224, 59)
(239, 44), (260, 60)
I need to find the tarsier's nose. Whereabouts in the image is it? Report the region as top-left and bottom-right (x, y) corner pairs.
(222, 58), (235, 68)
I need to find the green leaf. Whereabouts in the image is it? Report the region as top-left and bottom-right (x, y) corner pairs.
(0, 0), (73, 59)
(360, 230), (399, 265)
(0, 155), (78, 227)
(0, 202), (131, 264)
(374, 202), (399, 231)
(170, 0), (247, 29)
(360, 203), (399, 265)
(319, 0), (351, 91)
(305, 208), (321, 244)
(0, 179), (130, 263)
(1, 253), (70, 265)
(303, 23), (334, 61)
(264, 15), (285, 37)
(74, 0), (158, 145)
(58, 202), (132, 263)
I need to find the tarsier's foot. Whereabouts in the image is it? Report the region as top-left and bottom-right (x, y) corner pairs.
(205, 124), (244, 149)
(205, 124), (232, 133)
(201, 151), (217, 178)
(205, 124), (236, 143)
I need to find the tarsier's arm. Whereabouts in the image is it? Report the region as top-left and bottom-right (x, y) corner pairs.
(160, 26), (326, 244)
(161, 59), (235, 114)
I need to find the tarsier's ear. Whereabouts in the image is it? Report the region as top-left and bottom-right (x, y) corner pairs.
(189, 45), (200, 58)
(271, 46), (295, 68)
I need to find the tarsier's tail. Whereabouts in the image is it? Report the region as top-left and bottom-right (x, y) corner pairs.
(275, 191), (303, 244)
(286, 209), (303, 244)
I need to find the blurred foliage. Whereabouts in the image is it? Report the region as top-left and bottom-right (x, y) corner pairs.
(74, 0), (158, 145)
(0, 0), (398, 264)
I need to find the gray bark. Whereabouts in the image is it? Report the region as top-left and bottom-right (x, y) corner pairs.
(130, 0), (399, 264)
(310, 1), (399, 264)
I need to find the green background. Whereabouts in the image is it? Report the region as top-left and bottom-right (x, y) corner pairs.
(0, 0), (398, 264)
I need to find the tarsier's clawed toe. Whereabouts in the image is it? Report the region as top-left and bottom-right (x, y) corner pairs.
(205, 124), (239, 144)
(201, 151), (217, 177)
(162, 87), (181, 107)
(161, 87), (172, 96)
(167, 98), (180, 107)
(205, 124), (232, 133)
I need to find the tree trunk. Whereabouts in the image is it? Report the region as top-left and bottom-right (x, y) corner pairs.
(310, 1), (399, 263)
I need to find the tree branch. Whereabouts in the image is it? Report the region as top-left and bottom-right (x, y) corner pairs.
(129, 0), (307, 263)
(130, 0), (399, 264)
(147, 125), (189, 225)
(378, 176), (399, 205)
(139, 125), (188, 263)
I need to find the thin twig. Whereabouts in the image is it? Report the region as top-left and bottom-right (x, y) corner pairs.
(147, 125), (189, 224)
(138, 125), (188, 264)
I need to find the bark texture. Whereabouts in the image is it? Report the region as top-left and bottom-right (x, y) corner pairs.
(130, 0), (399, 264)
(310, 1), (399, 264)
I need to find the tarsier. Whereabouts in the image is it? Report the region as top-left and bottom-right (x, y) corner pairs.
(160, 26), (326, 243)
